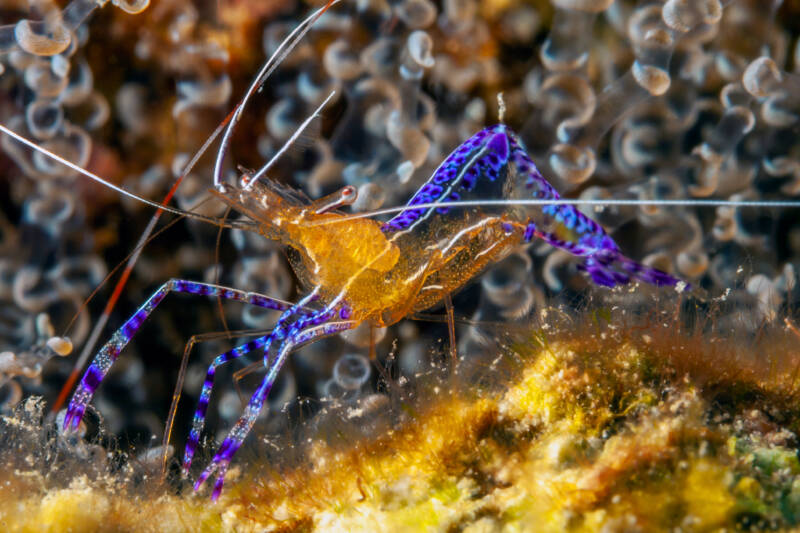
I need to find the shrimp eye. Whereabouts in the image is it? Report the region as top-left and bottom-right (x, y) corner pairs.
(340, 185), (357, 204)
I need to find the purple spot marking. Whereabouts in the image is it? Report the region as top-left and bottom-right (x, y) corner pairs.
(183, 440), (198, 466)
(487, 132), (509, 162)
(83, 365), (103, 392)
(121, 311), (145, 339)
(433, 168), (455, 185)
(223, 290), (239, 300)
(523, 223), (536, 242)
(461, 167), (478, 190)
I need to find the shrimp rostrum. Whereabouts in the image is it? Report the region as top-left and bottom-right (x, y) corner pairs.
(59, 116), (685, 498)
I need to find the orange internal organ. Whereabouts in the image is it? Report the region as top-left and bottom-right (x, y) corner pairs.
(215, 183), (524, 327)
(286, 213), (425, 324)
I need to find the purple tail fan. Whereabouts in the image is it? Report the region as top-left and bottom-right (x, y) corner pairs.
(579, 251), (688, 290)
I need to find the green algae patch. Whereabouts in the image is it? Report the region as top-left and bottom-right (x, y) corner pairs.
(5, 317), (800, 531)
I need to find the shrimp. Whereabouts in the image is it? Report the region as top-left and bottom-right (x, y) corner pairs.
(0, 1), (689, 500)
(16, 82), (800, 498)
(3, 0), (799, 508)
(49, 109), (686, 499)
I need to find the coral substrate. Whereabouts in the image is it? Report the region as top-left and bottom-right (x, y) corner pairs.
(4, 307), (800, 532)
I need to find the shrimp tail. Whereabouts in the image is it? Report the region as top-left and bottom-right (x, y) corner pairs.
(578, 251), (688, 290)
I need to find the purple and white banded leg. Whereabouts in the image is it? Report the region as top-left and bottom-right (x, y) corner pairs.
(521, 218), (685, 289)
(193, 305), (356, 500)
(182, 292), (321, 473)
(62, 279), (302, 432)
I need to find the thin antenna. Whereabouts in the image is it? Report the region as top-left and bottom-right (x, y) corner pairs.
(246, 90), (337, 189)
(213, 0), (339, 189)
(0, 123), (250, 228)
(308, 197), (800, 226)
(48, 1), (339, 414)
(50, 90), (238, 415)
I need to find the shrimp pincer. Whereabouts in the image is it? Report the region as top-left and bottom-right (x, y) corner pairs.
(60, 119), (686, 499)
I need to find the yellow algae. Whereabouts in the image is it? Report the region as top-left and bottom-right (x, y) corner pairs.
(734, 476), (762, 501)
(683, 460), (736, 528)
(25, 477), (110, 533)
(6, 315), (800, 531)
(499, 345), (565, 426)
(4, 486), (224, 533)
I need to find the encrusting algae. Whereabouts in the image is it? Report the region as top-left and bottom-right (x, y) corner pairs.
(5, 303), (800, 532)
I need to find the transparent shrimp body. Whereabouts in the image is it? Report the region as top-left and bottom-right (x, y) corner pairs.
(215, 173), (521, 329)
(216, 124), (684, 327)
(381, 124), (684, 289)
(63, 123), (685, 501)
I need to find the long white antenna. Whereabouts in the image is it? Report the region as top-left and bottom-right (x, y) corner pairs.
(0, 123), (188, 214)
(213, 0), (340, 189)
(0, 123), (254, 230)
(246, 90), (337, 190)
(309, 197), (800, 226)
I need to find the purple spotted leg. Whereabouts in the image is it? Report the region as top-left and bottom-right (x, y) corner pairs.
(194, 306), (355, 500)
(519, 215), (685, 289)
(380, 123), (686, 290)
(182, 292), (320, 473)
(507, 138), (686, 290)
(181, 334), (272, 474)
(62, 279), (300, 432)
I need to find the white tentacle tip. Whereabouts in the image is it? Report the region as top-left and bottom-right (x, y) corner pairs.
(47, 336), (73, 356)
